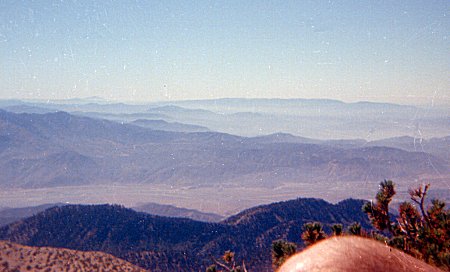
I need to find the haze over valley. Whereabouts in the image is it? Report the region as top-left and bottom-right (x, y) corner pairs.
(1, 1), (449, 270)
(0, 98), (448, 215)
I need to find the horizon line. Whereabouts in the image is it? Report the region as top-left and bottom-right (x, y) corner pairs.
(1, 96), (449, 107)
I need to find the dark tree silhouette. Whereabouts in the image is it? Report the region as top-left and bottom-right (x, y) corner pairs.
(331, 224), (343, 236)
(364, 182), (449, 270)
(271, 239), (297, 270)
(208, 250), (247, 272)
(347, 222), (363, 236)
(362, 180), (396, 234)
(301, 222), (327, 246)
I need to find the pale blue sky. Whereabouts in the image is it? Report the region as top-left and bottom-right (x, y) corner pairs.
(0, 1), (449, 104)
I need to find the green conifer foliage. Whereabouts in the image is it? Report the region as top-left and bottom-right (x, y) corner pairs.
(331, 224), (343, 236)
(301, 222), (327, 246)
(271, 239), (297, 269)
(347, 222), (362, 236)
(362, 180), (396, 234)
(364, 182), (449, 270)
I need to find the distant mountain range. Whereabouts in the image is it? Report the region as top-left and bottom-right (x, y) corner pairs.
(0, 198), (371, 271)
(0, 202), (223, 226)
(132, 202), (223, 222)
(131, 119), (210, 133)
(252, 133), (450, 161)
(1, 98), (448, 139)
(367, 136), (450, 162)
(141, 101), (449, 139)
(0, 203), (66, 227)
(0, 110), (447, 189)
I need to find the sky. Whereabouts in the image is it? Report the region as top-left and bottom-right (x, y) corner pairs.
(0, 0), (449, 105)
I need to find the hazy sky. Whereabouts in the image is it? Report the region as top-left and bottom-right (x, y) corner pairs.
(0, 1), (449, 104)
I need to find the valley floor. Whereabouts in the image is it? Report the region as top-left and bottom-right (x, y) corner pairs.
(1, 177), (448, 216)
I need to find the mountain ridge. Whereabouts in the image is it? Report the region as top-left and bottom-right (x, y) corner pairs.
(0, 198), (371, 271)
(2, 98), (447, 140)
(0, 110), (447, 189)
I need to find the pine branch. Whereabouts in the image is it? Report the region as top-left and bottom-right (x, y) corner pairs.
(242, 260), (248, 272)
(410, 184), (431, 227)
(211, 256), (231, 271)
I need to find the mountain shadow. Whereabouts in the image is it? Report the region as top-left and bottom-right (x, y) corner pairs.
(0, 198), (370, 271)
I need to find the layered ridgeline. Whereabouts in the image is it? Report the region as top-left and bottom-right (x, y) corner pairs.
(0, 202), (223, 227)
(1, 98), (448, 140)
(0, 110), (447, 188)
(0, 203), (67, 227)
(132, 202), (224, 222)
(0, 198), (370, 271)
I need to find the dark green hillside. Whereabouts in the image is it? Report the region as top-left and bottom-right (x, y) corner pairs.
(0, 204), (224, 252)
(0, 198), (371, 271)
(0, 204), (227, 271)
(0, 203), (66, 227)
(217, 198), (371, 269)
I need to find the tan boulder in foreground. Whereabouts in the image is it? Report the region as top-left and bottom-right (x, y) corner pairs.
(0, 240), (146, 272)
(279, 236), (441, 272)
